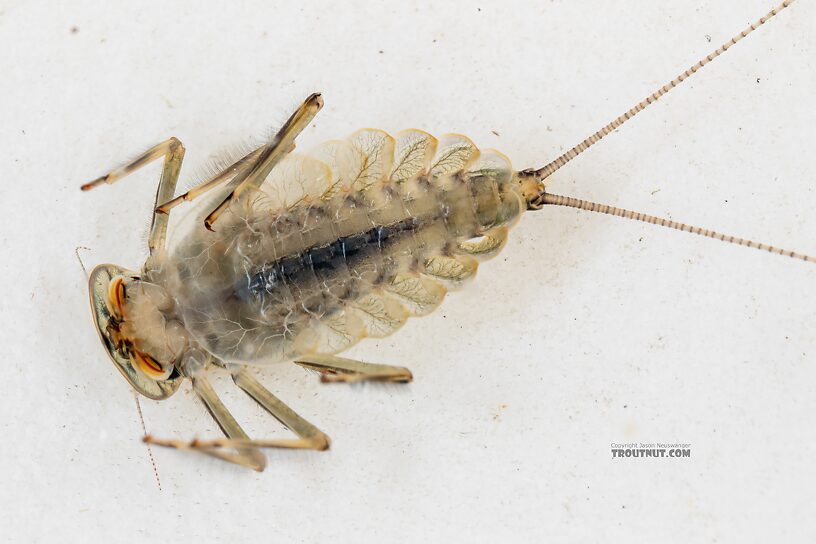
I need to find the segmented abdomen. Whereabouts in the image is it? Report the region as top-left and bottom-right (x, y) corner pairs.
(167, 130), (525, 364)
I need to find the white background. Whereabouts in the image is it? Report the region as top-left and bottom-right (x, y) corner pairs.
(2, 0), (815, 541)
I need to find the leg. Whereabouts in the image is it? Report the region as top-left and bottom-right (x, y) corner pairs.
(154, 146), (265, 214)
(232, 367), (330, 450)
(295, 354), (413, 384)
(144, 371), (330, 471)
(81, 137), (185, 254)
(145, 374), (267, 471)
(203, 93), (324, 230)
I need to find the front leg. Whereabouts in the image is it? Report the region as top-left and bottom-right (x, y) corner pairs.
(81, 137), (185, 254)
(153, 374), (268, 471)
(144, 370), (330, 471)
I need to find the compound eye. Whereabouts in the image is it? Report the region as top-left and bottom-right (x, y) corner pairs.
(106, 276), (127, 319)
(131, 349), (172, 381)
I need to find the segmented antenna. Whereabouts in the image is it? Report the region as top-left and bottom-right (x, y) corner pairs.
(542, 192), (814, 263)
(532, 0), (795, 181)
(74, 246), (164, 488)
(74, 246), (91, 277)
(134, 392), (162, 491)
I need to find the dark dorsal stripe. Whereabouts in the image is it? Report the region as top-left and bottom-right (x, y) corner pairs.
(245, 216), (420, 297)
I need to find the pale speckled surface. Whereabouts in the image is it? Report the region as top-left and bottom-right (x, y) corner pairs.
(2, 1), (816, 542)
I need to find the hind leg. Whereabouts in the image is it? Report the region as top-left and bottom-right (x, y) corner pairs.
(295, 354), (413, 384)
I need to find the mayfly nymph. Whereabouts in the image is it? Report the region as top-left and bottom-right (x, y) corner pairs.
(82, 0), (809, 471)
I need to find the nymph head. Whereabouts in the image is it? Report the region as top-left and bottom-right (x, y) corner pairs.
(88, 264), (186, 399)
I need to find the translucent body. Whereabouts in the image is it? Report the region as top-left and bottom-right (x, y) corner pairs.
(148, 130), (526, 365)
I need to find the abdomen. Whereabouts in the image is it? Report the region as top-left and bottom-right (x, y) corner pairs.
(164, 130), (526, 364)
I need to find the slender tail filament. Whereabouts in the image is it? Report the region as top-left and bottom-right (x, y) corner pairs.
(533, 0), (795, 181)
(542, 192), (814, 264)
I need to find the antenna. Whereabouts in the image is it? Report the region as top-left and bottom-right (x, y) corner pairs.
(134, 392), (163, 491)
(75, 246), (164, 488)
(542, 192), (814, 264)
(531, 0), (795, 181)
